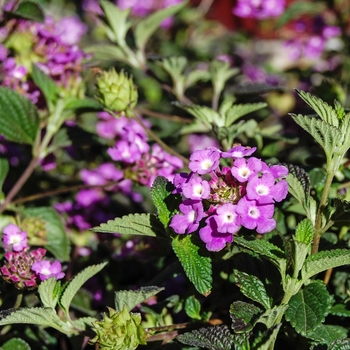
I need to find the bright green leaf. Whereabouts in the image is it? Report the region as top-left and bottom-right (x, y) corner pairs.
(295, 218), (314, 245)
(0, 87), (39, 145)
(233, 270), (272, 309)
(301, 249), (350, 282)
(225, 102), (267, 127)
(115, 286), (164, 312)
(59, 262), (107, 318)
(172, 235), (212, 296)
(92, 213), (165, 237)
(285, 281), (332, 336)
(22, 207), (70, 260)
(185, 295), (201, 320)
(63, 98), (103, 111)
(1, 337), (31, 350)
(38, 277), (61, 309)
(135, 1), (188, 52)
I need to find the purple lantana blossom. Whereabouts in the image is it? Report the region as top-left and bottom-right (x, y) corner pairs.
(189, 148), (221, 175)
(31, 260), (65, 281)
(236, 197), (276, 234)
(233, 0), (285, 19)
(199, 216), (233, 252)
(246, 173), (289, 204)
(2, 224), (28, 252)
(221, 145), (256, 158)
(182, 175), (210, 200)
(107, 140), (142, 163)
(214, 203), (240, 234)
(231, 157), (262, 182)
(169, 200), (204, 234)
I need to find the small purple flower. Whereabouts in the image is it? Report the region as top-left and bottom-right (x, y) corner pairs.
(182, 175), (210, 200)
(169, 200), (204, 234)
(221, 145), (256, 159)
(107, 140), (142, 163)
(189, 148), (220, 174)
(246, 173), (288, 204)
(268, 164), (289, 179)
(199, 216), (233, 252)
(233, 0), (285, 19)
(31, 260), (65, 281)
(214, 203), (240, 234)
(2, 224), (28, 252)
(236, 197), (276, 234)
(231, 157), (262, 182)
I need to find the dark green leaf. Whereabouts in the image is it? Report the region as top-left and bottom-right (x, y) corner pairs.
(172, 235), (212, 296)
(308, 324), (348, 345)
(185, 295), (201, 320)
(92, 213), (165, 237)
(255, 324), (282, 350)
(229, 301), (261, 333)
(0, 87), (39, 145)
(1, 337), (31, 350)
(150, 176), (181, 227)
(233, 270), (272, 309)
(0, 158), (9, 193)
(295, 218), (314, 245)
(328, 198), (350, 226)
(31, 64), (59, 105)
(177, 325), (234, 350)
(328, 338), (350, 350)
(5, 1), (45, 22)
(285, 281), (332, 336)
(22, 207), (70, 260)
(330, 303), (350, 318)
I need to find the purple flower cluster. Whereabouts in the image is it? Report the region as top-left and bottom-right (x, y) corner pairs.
(169, 146), (288, 252)
(98, 112), (183, 187)
(0, 15), (88, 105)
(232, 0), (285, 20)
(0, 224), (64, 289)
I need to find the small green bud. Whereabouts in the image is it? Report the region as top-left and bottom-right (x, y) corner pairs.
(90, 306), (147, 350)
(95, 68), (138, 116)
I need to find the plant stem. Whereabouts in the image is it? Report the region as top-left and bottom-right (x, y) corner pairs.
(312, 171), (334, 255)
(132, 113), (189, 166)
(0, 156), (39, 214)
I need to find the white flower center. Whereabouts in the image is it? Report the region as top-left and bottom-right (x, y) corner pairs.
(41, 267), (51, 276)
(200, 159), (213, 170)
(193, 184), (204, 196)
(248, 207), (260, 218)
(188, 210), (196, 223)
(256, 184), (269, 196)
(239, 167), (251, 178)
(224, 213), (234, 223)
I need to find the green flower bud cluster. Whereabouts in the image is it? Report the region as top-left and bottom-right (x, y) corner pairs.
(90, 306), (147, 350)
(95, 68), (138, 116)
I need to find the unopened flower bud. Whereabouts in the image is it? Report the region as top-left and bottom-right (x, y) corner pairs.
(95, 68), (138, 116)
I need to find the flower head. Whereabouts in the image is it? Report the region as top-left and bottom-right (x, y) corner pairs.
(189, 148), (221, 174)
(2, 223), (28, 252)
(31, 260), (65, 281)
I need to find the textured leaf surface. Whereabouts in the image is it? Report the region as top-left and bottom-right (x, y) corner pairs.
(330, 304), (350, 317)
(177, 325), (234, 350)
(23, 207), (70, 260)
(0, 158), (9, 192)
(176, 102), (221, 127)
(150, 176), (181, 227)
(0, 87), (39, 145)
(114, 286), (164, 312)
(172, 235), (212, 296)
(185, 295), (202, 320)
(308, 324), (348, 345)
(302, 249), (350, 281)
(31, 64), (59, 105)
(1, 337), (31, 350)
(230, 301), (261, 333)
(60, 263), (107, 317)
(135, 1), (187, 51)
(5, 0), (44, 22)
(233, 270), (272, 309)
(295, 218), (314, 245)
(285, 281), (332, 335)
(92, 213), (165, 237)
(38, 277), (61, 309)
(328, 338), (350, 350)
(225, 102), (267, 126)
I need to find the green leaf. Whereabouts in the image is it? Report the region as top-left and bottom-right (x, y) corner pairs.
(1, 337), (31, 350)
(38, 277), (61, 309)
(0, 158), (9, 193)
(234, 236), (286, 277)
(301, 249), (350, 282)
(114, 286), (164, 312)
(100, 1), (131, 45)
(285, 281), (332, 336)
(86, 44), (128, 63)
(185, 295), (202, 320)
(0, 87), (39, 145)
(172, 235), (212, 296)
(63, 98), (103, 111)
(330, 303), (350, 317)
(295, 218), (314, 245)
(92, 213), (165, 237)
(296, 90), (339, 127)
(229, 301), (261, 333)
(22, 207), (70, 260)
(177, 325), (234, 350)
(308, 324), (348, 345)
(135, 1), (188, 52)
(233, 270), (272, 309)
(59, 262), (107, 318)
(209, 60), (239, 96)
(328, 338), (350, 350)
(48, 128), (72, 153)
(5, 1), (45, 22)
(150, 176), (181, 227)
(31, 64), (59, 106)
(225, 102), (267, 127)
